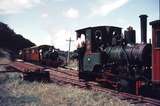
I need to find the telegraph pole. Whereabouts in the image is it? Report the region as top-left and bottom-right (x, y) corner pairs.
(66, 37), (74, 65)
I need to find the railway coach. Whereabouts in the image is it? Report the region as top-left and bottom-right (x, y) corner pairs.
(20, 45), (63, 68)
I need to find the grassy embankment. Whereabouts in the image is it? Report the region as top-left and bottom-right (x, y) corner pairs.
(0, 68), (133, 106)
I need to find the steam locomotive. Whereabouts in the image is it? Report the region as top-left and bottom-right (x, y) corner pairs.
(76, 15), (160, 98)
(20, 45), (64, 67)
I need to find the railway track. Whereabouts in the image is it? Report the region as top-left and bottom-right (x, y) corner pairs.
(7, 61), (160, 106)
(49, 68), (160, 106)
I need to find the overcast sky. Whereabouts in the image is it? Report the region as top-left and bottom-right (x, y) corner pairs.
(0, 0), (159, 51)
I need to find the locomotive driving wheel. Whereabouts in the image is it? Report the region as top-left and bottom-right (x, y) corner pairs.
(118, 79), (135, 93)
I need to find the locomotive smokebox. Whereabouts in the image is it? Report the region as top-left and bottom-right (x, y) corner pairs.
(139, 15), (148, 43)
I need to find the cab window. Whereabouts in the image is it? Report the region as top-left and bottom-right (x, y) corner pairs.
(156, 31), (160, 48)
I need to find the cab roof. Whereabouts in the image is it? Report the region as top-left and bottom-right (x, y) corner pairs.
(76, 26), (122, 32)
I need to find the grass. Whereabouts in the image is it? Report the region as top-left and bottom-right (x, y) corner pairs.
(0, 72), (134, 106)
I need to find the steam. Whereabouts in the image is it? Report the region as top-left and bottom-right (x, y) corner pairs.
(76, 34), (85, 48)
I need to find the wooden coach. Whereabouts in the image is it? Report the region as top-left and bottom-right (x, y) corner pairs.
(150, 20), (160, 82)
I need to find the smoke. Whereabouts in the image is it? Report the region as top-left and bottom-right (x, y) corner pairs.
(76, 34), (85, 48)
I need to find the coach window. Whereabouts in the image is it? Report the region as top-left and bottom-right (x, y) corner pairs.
(39, 49), (42, 53)
(39, 49), (42, 56)
(156, 31), (160, 48)
(26, 50), (29, 54)
(32, 50), (35, 54)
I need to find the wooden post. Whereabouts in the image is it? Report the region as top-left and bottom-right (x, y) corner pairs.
(66, 37), (74, 65)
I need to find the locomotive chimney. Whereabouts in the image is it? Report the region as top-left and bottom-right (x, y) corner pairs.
(139, 15), (148, 43)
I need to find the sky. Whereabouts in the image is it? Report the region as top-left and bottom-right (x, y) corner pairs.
(0, 0), (159, 51)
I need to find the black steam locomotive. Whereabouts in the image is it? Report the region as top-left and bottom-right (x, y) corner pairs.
(76, 15), (156, 96)
(20, 45), (64, 67)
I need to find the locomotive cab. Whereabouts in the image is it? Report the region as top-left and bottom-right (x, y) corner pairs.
(76, 26), (122, 79)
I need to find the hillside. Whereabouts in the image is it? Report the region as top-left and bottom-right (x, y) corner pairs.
(0, 22), (35, 53)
